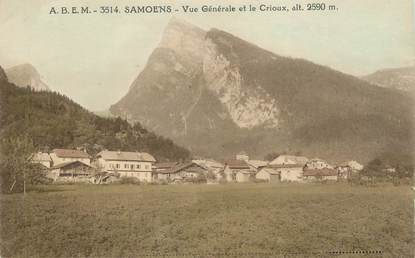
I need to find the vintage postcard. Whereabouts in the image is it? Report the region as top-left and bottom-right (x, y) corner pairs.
(0, 0), (413, 257)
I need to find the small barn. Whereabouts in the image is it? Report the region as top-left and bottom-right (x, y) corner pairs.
(49, 161), (94, 182)
(155, 162), (207, 183)
(256, 167), (280, 183)
(303, 168), (338, 181)
(224, 160), (253, 182)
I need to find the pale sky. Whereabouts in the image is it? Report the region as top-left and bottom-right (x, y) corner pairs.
(0, 0), (413, 110)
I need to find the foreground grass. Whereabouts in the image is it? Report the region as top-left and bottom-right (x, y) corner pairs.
(0, 183), (413, 257)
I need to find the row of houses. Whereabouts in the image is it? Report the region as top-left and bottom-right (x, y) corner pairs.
(31, 149), (364, 184)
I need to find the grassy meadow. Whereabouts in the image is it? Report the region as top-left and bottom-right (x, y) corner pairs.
(0, 183), (413, 257)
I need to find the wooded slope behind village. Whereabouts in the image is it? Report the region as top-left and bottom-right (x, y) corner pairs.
(0, 65), (190, 162)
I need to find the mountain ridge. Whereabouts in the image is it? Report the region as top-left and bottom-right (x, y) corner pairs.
(362, 65), (415, 93)
(110, 19), (414, 163)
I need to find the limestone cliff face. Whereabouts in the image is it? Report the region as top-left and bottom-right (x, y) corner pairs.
(110, 19), (413, 162)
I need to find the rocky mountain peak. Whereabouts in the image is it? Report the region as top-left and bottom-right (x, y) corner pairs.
(5, 63), (50, 91)
(158, 18), (207, 61)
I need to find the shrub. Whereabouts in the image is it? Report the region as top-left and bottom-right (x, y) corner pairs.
(218, 178), (228, 184)
(251, 178), (268, 183)
(119, 177), (141, 185)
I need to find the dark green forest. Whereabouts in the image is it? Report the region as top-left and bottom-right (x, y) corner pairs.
(0, 67), (190, 162)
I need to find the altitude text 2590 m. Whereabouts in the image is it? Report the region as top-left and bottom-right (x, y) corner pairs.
(306, 3), (337, 11)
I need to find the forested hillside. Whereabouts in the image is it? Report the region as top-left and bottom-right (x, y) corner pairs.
(0, 66), (190, 161)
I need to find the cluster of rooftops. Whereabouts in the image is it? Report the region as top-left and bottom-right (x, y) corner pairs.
(31, 148), (365, 183)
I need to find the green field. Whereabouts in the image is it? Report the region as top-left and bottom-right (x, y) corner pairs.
(0, 183), (413, 257)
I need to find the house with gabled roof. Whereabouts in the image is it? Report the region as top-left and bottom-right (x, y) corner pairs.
(256, 167), (280, 183)
(49, 160), (94, 182)
(224, 159), (254, 182)
(31, 152), (52, 168)
(95, 150), (156, 182)
(303, 158), (338, 181)
(192, 159), (224, 180)
(336, 160), (364, 179)
(246, 160), (268, 172)
(50, 148), (91, 166)
(303, 168), (338, 181)
(154, 162), (207, 183)
(268, 155), (309, 182)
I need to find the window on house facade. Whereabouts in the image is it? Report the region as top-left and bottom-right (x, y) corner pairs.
(136, 164), (141, 169)
(124, 164), (128, 169)
(116, 164), (120, 169)
(130, 164), (134, 170)
(145, 164), (149, 170)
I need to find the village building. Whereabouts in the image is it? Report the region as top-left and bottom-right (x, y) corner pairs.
(31, 152), (52, 168)
(246, 160), (268, 172)
(95, 150), (156, 182)
(303, 168), (338, 181)
(303, 158), (338, 181)
(50, 148), (91, 166)
(336, 160), (364, 179)
(155, 162), (207, 183)
(304, 158), (333, 170)
(48, 160), (94, 182)
(192, 159), (224, 180)
(154, 162), (179, 173)
(224, 159), (254, 182)
(268, 155), (309, 182)
(256, 167), (280, 183)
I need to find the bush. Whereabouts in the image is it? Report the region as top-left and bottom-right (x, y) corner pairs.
(218, 178), (228, 184)
(251, 178), (268, 183)
(119, 177), (141, 185)
(185, 174), (207, 184)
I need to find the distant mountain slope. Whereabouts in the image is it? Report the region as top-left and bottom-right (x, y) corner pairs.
(362, 66), (415, 93)
(0, 66), (7, 81)
(0, 66), (190, 161)
(110, 19), (414, 163)
(5, 63), (50, 91)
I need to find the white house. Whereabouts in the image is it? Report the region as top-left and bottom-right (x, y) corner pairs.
(31, 152), (52, 168)
(269, 155), (309, 166)
(50, 148), (91, 166)
(268, 155), (309, 182)
(95, 150), (156, 182)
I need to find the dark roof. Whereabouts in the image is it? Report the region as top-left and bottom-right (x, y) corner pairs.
(225, 160), (250, 169)
(268, 164), (304, 169)
(158, 162), (206, 174)
(155, 162), (179, 169)
(53, 149), (90, 158)
(303, 168), (338, 177)
(51, 160), (92, 169)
